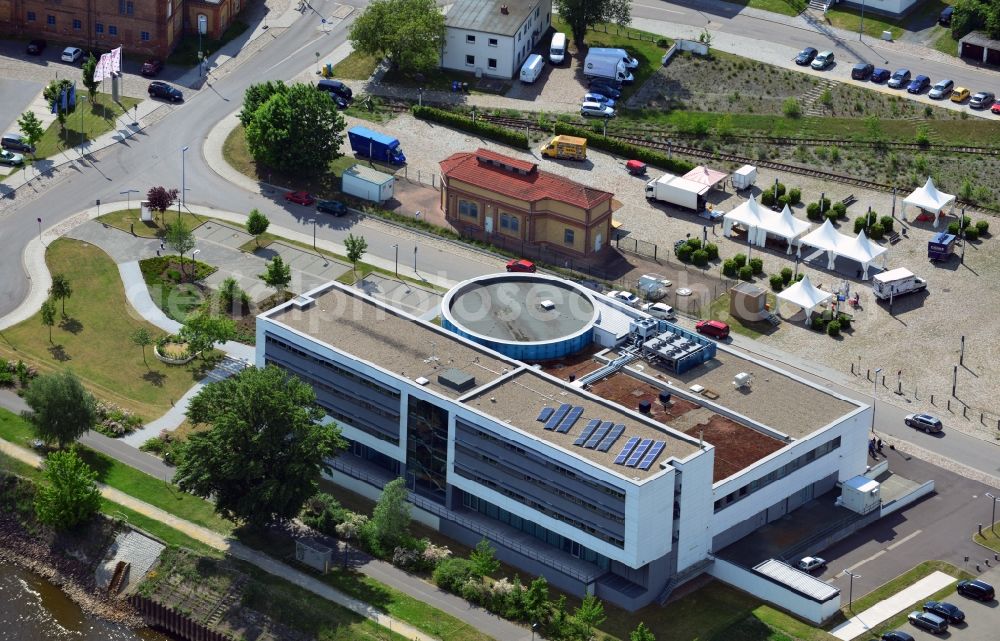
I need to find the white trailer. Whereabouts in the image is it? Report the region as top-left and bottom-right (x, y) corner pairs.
(342, 164), (394, 203)
(645, 174), (709, 211)
(732, 165), (758, 191)
(583, 52), (634, 83)
(871, 267), (927, 300)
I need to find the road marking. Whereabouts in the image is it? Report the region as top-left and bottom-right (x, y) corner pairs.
(887, 529), (922, 550)
(633, 1), (684, 15)
(849, 549), (886, 571)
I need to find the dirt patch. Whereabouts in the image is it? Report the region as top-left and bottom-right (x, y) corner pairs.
(536, 345), (605, 380)
(681, 416), (785, 482)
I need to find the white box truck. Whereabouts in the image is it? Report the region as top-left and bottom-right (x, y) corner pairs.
(549, 33), (567, 64)
(587, 47), (639, 69)
(871, 268), (927, 300)
(520, 54), (544, 83)
(645, 174), (709, 211)
(342, 164), (394, 203)
(583, 51), (634, 83)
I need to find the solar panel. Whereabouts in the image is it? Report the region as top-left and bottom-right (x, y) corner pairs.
(638, 441), (666, 470)
(626, 439), (653, 467)
(613, 437), (641, 465)
(556, 406), (585, 433)
(596, 424), (626, 452)
(537, 407), (554, 423)
(585, 421), (613, 448)
(574, 419), (601, 446)
(544, 403), (572, 430)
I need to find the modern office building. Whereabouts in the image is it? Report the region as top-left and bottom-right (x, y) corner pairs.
(256, 276), (871, 611)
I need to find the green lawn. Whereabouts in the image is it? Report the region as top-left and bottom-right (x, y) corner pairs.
(973, 522), (1000, 552)
(34, 93), (141, 159)
(825, 6), (905, 40)
(0, 239), (220, 421)
(331, 52), (381, 80)
(933, 29), (959, 56)
(709, 292), (779, 339)
(96, 208), (209, 239)
(101, 499), (224, 557)
(730, 0), (806, 17)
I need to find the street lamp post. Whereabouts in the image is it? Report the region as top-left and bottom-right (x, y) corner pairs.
(987, 493), (1000, 534)
(393, 243), (398, 276)
(190, 249), (201, 283)
(37, 217), (42, 242)
(859, 0), (867, 41)
(179, 145), (189, 224)
(78, 94), (87, 149)
(413, 246), (417, 272)
(120, 188), (139, 213)
(309, 218), (316, 250)
(871, 367), (882, 434)
(531, 623), (539, 641)
(843, 570), (862, 610)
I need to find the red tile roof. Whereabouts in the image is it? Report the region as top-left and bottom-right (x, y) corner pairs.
(440, 150), (614, 210)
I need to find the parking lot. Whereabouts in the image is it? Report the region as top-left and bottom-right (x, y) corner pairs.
(886, 565), (1000, 641)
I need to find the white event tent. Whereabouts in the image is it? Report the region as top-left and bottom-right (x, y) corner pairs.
(797, 220), (888, 279)
(776, 276), (833, 324)
(902, 177), (955, 228)
(722, 199), (812, 253)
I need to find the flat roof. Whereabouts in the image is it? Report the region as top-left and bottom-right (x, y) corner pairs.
(754, 559), (839, 603)
(265, 285), (515, 399)
(464, 370), (701, 480)
(445, 0), (537, 36)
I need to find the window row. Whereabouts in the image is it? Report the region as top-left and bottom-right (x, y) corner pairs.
(265, 335), (400, 400)
(465, 35), (499, 47)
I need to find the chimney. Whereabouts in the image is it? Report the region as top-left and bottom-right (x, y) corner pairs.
(500, 4), (509, 14)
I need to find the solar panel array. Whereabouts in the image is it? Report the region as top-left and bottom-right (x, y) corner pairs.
(573, 419), (601, 446)
(555, 406), (584, 433)
(625, 439), (653, 467)
(537, 407), (554, 423)
(543, 404), (572, 430)
(638, 441), (665, 470)
(596, 424), (625, 452)
(613, 437), (641, 464)
(584, 421), (613, 448)
(536, 406), (665, 471)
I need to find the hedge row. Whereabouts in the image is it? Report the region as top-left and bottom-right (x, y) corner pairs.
(552, 122), (696, 174)
(411, 106), (529, 149)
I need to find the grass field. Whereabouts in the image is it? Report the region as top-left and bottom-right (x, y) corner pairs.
(332, 52), (381, 80)
(96, 208), (210, 238)
(825, 6), (905, 40)
(735, 0), (807, 17)
(973, 522), (1000, 553)
(0, 239), (218, 420)
(34, 93), (141, 159)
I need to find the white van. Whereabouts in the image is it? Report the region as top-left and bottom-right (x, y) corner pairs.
(520, 54), (544, 84)
(549, 33), (567, 64)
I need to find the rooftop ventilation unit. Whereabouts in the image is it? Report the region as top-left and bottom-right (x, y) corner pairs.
(415, 377), (430, 386)
(540, 299), (555, 311)
(438, 368), (476, 392)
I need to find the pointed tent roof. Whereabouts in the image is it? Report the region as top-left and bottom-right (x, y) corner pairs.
(723, 195), (767, 228)
(776, 275), (834, 311)
(769, 205), (813, 240)
(799, 218), (842, 252)
(903, 176), (955, 213)
(843, 230), (887, 264)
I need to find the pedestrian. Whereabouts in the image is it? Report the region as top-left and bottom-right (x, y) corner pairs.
(160, 241), (165, 251)
(868, 442), (877, 459)
(156, 249), (160, 257)
(877, 437), (883, 453)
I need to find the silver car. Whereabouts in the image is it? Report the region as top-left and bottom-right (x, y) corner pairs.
(580, 101), (615, 118)
(928, 79), (954, 99)
(0, 149), (24, 166)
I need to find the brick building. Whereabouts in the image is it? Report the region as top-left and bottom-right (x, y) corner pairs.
(0, 0), (243, 59)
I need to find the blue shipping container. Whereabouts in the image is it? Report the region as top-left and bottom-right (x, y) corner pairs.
(347, 126), (406, 165)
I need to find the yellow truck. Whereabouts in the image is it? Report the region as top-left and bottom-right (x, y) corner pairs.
(540, 135), (587, 161)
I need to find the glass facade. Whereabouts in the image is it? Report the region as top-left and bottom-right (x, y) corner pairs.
(406, 397), (449, 504)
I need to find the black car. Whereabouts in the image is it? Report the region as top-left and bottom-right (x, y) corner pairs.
(795, 47), (818, 66)
(1, 132), (34, 153)
(871, 68), (891, 83)
(316, 79), (353, 101)
(922, 601), (964, 624)
(587, 80), (622, 99)
(26, 39), (47, 55)
(852, 63), (874, 80)
(328, 93), (348, 109)
(148, 81), (184, 102)
(887, 69), (912, 89)
(317, 199), (348, 216)
(956, 579), (995, 601)
(881, 632), (914, 641)
(939, 6), (954, 26)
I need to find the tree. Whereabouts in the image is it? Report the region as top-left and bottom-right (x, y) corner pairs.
(34, 448), (101, 529)
(369, 477), (411, 551)
(179, 312), (235, 357)
(259, 255), (292, 294)
(174, 365), (346, 527)
(525, 576), (550, 623)
(43, 79), (76, 129)
(147, 186), (178, 226)
(244, 83), (345, 176)
(21, 370), (98, 449)
(344, 233), (368, 275)
(630, 622), (656, 641)
(130, 327), (153, 367)
(82, 53), (99, 99)
(469, 538), (501, 577)
(573, 595), (606, 641)
(165, 221), (197, 281)
(349, 0), (446, 72)
(239, 80), (288, 128)
(246, 208), (270, 247)
(218, 277), (247, 314)
(49, 273), (73, 316)
(40, 298), (56, 343)
(17, 111), (44, 163)
(554, 0), (631, 45)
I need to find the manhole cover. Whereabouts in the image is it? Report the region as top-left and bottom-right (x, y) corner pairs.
(677, 288), (693, 296)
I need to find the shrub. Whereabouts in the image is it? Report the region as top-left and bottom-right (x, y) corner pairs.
(827, 320), (841, 336)
(167, 269), (182, 282)
(964, 226), (979, 241)
(738, 265), (753, 281)
(854, 217), (868, 234)
(777, 194), (791, 207)
(976, 220), (989, 235)
(733, 253), (747, 268)
(656, 38), (670, 48)
(795, 273), (804, 282)
(806, 202), (822, 220)
(783, 97), (802, 118)
(818, 197), (832, 212)
(837, 313), (852, 330)
(775, 183), (787, 197)
(761, 190), (775, 207)
(686, 238), (702, 250)
(412, 106), (529, 149)
(780, 267), (793, 284)
(692, 249), (709, 266)
(334, 512), (369, 541)
(788, 188), (801, 205)
(705, 242), (719, 260)
(553, 122), (695, 174)
(832, 202), (847, 218)
(868, 223), (885, 240)
(947, 221), (961, 235)
(879, 215), (894, 233)
(825, 210), (839, 223)
(301, 493), (350, 535)
(749, 257), (763, 275)
(722, 259), (738, 277)
(961, 215), (972, 229)
(433, 557), (476, 593)
(676, 244), (694, 262)
(769, 274), (784, 291)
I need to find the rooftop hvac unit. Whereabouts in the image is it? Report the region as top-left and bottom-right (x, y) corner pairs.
(733, 372), (752, 389)
(630, 317), (658, 339)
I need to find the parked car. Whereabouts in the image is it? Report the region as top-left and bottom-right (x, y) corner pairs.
(907, 75), (930, 94)
(922, 601), (964, 624)
(992, 99), (1000, 115)
(1, 132), (35, 153)
(580, 101), (615, 118)
(928, 79), (955, 99)
(0, 149), (24, 166)
(327, 93), (349, 109)
(970, 91), (996, 109)
(284, 191), (315, 206)
(587, 80), (621, 99)
(607, 290), (640, 306)
(851, 63), (874, 80)
(887, 69), (912, 89)
(695, 319), (730, 339)
(141, 59), (163, 76)
(956, 579), (995, 601)
(951, 87), (970, 103)
(871, 68), (891, 83)
(148, 81), (184, 102)
(26, 39), (47, 55)
(583, 92), (616, 108)
(881, 632), (914, 641)
(811, 51), (835, 70)
(316, 78), (353, 101)
(61, 46), (83, 63)
(316, 199), (348, 216)
(907, 611), (948, 634)
(641, 302), (675, 319)
(939, 6), (954, 26)
(904, 413), (943, 433)
(796, 557), (827, 572)
(506, 259), (536, 273)
(795, 47), (818, 66)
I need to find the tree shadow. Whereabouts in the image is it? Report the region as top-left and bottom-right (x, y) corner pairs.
(59, 316), (84, 334)
(75, 447), (114, 483)
(47, 344), (71, 362)
(187, 351), (226, 380)
(142, 370), (167, 387)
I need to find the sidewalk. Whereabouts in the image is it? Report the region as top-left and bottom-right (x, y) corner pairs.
(830, 570), (956, 640)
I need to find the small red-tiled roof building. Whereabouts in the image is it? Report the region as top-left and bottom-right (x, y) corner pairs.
(440, 149), (618, 258)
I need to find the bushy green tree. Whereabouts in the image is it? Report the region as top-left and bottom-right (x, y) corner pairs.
(130, 327), (153, 367)
(180, 312), (235, 357)
(573, 594), (606, 641)
(630, 622), (656, 641)
(35, 448), (101, 529)
(369, 477), (411, 551)
(165, 222), (196, 280)
(260, 255), (292, 294)
(40, 298), (56, 343)
(345, 233), (368, 275)
(21, 371), (98, 448)
(82, 53), (99, 99)
(350, 0), (447, 71)
(525, 576), (550, 623)
(469, 538), (501, 577)
(555, 0), (631, 45)
(239, 80), (288, 127)
(43, 79), (75, 129)
(246, 208), (270, 247)
(49, 273), (73, 316)
(17, 111), (44, 160)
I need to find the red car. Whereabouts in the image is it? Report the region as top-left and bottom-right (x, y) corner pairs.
(284, 191), (315, 206)
(992, 100), (1000, 115)
(506, 259), (536, 273)
(695, 319), (730, 339)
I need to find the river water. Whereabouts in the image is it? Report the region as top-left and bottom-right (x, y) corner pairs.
(0, 563), (169, 641)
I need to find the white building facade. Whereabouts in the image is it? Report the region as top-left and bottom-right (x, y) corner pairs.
(441, 0), (552, 79)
